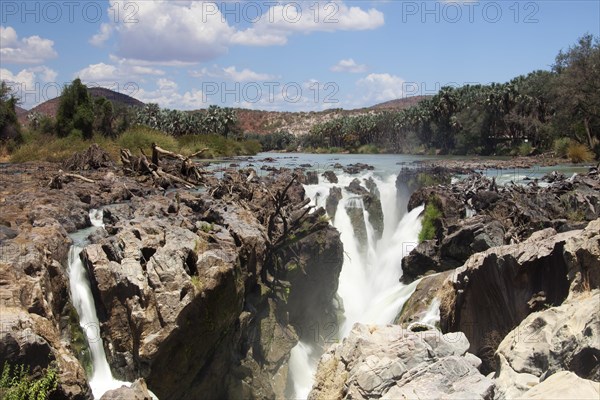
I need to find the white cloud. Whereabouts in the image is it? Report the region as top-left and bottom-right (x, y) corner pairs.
(96, 1), (384, 63)
(331, 58), (368, 73)
(0, 26), (57, 64)
(357, 73), (406, 103)
(0, 66), (59, 108)
(90, 23), (113, 46)
(110, 1), (234, 63)
(255, 2), (385, 33)
(75, 61), (165, 86)
(190, 65), (276, 81)
(136, 82), (206, 110)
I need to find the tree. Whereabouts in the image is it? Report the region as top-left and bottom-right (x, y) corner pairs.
(0, 81), (20, 141)
(552, 34), (600, 153)
(56, 78), (95, 138)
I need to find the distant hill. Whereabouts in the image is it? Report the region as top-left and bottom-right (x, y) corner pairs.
(234, 96), (430, 135)
(370, 95), (431, 110)
(19, 87), (145, 125)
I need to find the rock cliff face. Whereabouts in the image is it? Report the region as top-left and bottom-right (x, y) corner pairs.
(439, 218), (600, 373)
(82, 173), (343, 399)
(308, 323), (493, 400)
(0, 162), (148, 399)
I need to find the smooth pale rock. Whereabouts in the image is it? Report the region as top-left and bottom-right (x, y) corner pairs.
(100, 379), (153, 400)
(520, 371), (600, 399)
(494, 291), (600, 399)
(308, 324), (492, 400)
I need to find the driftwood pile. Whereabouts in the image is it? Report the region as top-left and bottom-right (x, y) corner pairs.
(120, 143), (209, 189)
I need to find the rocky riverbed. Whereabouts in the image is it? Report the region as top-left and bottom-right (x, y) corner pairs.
(0, 146), (344, 399)
(1, 147), (599, 400)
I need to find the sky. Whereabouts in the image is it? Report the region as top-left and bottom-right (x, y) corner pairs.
(1, 0), (599, 111)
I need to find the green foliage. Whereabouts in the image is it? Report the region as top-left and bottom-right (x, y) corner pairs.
(134, 104), (240, 137)
(553, 137), (571, 158)
(517, 142), (533, 156)
(244, 130), (296, 151)
(198, 222), (214, 233)
(567, 142), (595, 163)
(191, 275), (204, 291)
(418, 202), (442, 243)
(0, 362), (58, 400)
(177, 134), (260, 157)
(356, 144), (380, 154)
(301, 35), (598, 156)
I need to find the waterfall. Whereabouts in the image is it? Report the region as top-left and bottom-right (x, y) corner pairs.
(287, 342), (317, 400)
(68, 209), (128, 398)
(290, 171), (423, 398)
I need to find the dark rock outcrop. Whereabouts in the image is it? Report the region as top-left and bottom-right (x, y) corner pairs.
(306, 171), (319, 184)
(325, 187), (342, 222)
(81, 172), (343, 400)
(402, 170), (600, 283)
(321, 170), (338, 184)
(345, 179), (384, 240)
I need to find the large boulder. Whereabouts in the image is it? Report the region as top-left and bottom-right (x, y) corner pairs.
(494, 292), (600, 399)
(519, 371), (600, 400)
(100, 379), (153, 400)
(308, 323), (493, 400)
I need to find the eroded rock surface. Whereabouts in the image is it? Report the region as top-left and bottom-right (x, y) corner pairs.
(494, 292), (600, 399)
(308, 323), (493, 400)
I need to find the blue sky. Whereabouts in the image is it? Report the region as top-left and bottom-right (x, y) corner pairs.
(1, 1), (599, 110)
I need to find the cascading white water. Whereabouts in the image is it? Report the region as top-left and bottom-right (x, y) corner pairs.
(289, 171), (423, 398)
(68, 209), (128, 398)
(287, 341), (318, 400)
(420, 297), (441, 326)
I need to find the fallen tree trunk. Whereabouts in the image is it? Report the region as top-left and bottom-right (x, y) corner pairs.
(49, 169), (95, 189)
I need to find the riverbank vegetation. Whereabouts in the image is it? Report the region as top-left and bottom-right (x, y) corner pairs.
(1, 79), (260, 162)
(1, 35), (598, 162)
(302, 35), (599, 160)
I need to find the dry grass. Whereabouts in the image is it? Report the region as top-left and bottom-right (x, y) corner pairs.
(438, 281), (457, 327)
(567, 142), (595, 163)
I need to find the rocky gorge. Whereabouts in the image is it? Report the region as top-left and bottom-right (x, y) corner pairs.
(1, 147), (599, 400)
(0, 147), (344, 399)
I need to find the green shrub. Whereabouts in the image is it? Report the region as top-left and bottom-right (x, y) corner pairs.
(418, 202), (442, 243)
(0, 362), (58, 400)
(567, 142), (595, 163)
(517, 142), (533, 156)
(553, 137), (571, 158)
